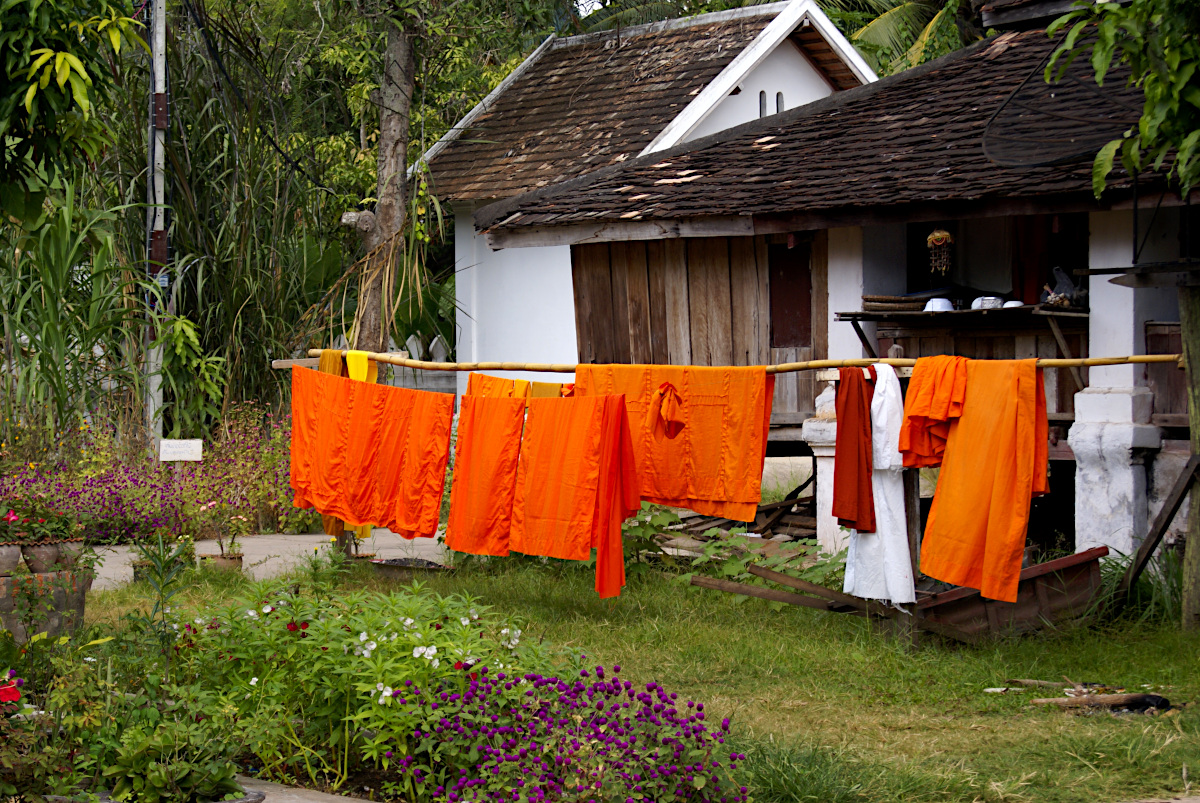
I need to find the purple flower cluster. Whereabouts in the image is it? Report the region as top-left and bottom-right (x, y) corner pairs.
(394, 666), (748, 802)
(0, 405), (308, 544)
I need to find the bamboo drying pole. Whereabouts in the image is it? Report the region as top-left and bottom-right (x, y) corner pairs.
(283, 349), (1184, 374)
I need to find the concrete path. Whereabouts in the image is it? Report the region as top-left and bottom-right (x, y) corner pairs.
(93, 529), (446, 590)
(237, 777), (360, 803)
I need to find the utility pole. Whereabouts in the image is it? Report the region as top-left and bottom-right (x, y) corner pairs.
(145, 0), (168, 442)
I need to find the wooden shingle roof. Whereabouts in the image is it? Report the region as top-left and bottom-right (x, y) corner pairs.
(424, 5), (805, 203)
(475, 30), (1146, 241)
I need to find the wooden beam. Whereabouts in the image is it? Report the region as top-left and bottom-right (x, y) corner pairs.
(1045, 315), (1086, 392)
(689, 575), (836, 612)
(271, 358), (320, 369)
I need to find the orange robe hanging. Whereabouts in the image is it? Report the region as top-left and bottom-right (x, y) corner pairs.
(465, 373), (530, 399)
(899, 355), (968, 468)
(510, 395), (640, 599)
(316, 349), (349, 539)
(574, 365), (774, 522)
(445, 395), (526, 557)
(832, 366), (876, 533)
(291, 366), (453, 539)
(919, 359), (1049, 603)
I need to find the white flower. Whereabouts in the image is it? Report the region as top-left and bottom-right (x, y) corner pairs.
(425, 646), (437, 657)
(378, 695), (389, 705)
(390, 633), (398, 641)
(359, 632), (368, 642)
(414, 632), (422, 640)
(194, 618), (204, 625)
(367, 641), (377, 651)
(431, 658), (439, 668)
(460, 617), (470, 626)
(363, 650), (372, 659)
(262, 606), (271, 613)
(413, 646), (426, 658)
(383, 686), (393, 696)
(501, 628), (509, 636)
(250, 677), (258, 686)
(246, 609), (257, 618)
(470, 608), (478, 619)
(403, 617), (414, 628)
(84, 657), (96, 663)
(376, 683), (385, 691)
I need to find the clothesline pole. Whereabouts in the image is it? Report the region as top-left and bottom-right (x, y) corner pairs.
(290, 349), (1184, 374)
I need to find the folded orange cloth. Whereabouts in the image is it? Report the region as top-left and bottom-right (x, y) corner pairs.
(574, 365), (774, 522)
(899, 355), (969, 468)
(466, 372), (517, 398)
(919, 359), (1049, 602)
(832, 366), (876, 533)
(510, 395), (640, 599)
(646, 382), (685, 441)
(445, 395), (526, 557)
(291, 367), (453, 539)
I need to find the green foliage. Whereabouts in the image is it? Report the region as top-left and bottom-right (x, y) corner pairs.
(0, 0), (142, 213)
(153, 317), (227, 439)
(1048, 0), (1200, 197)
(0, 185), (152, 445)
(620, 502), (681, 577)
(681, 529), (846, 609)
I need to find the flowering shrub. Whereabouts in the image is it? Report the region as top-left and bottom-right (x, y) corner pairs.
(170, 585), (568, 790)
(370, 666), (749, 802)
(0, 500), (81, 543)
(0, 404), (318, 544)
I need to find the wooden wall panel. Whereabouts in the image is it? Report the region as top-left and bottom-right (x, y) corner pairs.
(608, 243), (633, 364)
(662, 239), (691, 365)
(729, 237), (765, 366)
(754, 237), (771, 365)
(687, 238), (732, 365)
(572, 243), (617, 364)
(645, 241), (670, 364)
(811, 230), (829, 362)
(571, 245), (596, 364)
(613, 242), (653, 364)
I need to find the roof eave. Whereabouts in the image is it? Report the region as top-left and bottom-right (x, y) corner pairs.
(482, 187), (1190, 250)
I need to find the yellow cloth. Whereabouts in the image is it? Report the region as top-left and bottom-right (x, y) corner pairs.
(530, 382), (563, 399)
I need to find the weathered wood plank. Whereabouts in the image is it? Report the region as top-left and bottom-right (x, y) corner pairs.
(571, 244), (608, 363)
(1038, 335), (1059, 414)
(688, 240), (713, 365)
(729, 237), (761, 366)
(616, 241), (653, 364)
(646, 241), (670, 364)
(706, 238), (734, 365)
(609, 242), (634, 364)
(663, 239), (691, 365)
(811, 230), (829, 361)
(772, 347), (800, 413)
(754, 236), (771, 365)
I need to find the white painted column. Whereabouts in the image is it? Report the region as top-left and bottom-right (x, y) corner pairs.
(1070, 210), (1161, 555)
(453, 207), (478, 397)
(805, 227), (868, 551)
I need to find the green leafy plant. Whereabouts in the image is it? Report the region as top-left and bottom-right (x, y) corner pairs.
(1048, 0), (1200, 197)
(153, 316), (227, 439)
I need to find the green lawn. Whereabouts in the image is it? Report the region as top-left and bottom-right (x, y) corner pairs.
(90, 558), (1200, 803)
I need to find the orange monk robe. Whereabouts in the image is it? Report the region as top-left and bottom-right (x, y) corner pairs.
(832, 366), (876, 533)
(899, 355), (969, 468)
(919, 359), (1049, 603)
(465, 372), (534, 401)
(316, 349), (348, 539)
(291, 367), (453, 539)
(510, 395), (640, 599)
(574, 365), (774, 522)
(445, 395), (526, 557)
(345, 350), (379, 543)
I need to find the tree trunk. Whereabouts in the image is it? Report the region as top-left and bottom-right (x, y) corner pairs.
(353, 18), (416, 354)
(1179, 286), (1200, 629)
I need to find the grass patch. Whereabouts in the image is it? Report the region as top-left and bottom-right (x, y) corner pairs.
(86, 557), (1200, 802)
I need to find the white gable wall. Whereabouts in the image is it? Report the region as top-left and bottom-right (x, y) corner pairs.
(453, 210), (577, 395)
(686, 42), (833, 141)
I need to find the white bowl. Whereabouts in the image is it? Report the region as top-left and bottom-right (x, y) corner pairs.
(923, 298), (953, 312)
(1003, 300), (1024, 308)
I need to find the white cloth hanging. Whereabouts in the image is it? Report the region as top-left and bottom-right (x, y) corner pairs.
(843, 364), (916, 605)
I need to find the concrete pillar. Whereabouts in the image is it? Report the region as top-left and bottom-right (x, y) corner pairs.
(802, 384), (848, 554)
(1070, 209), (1174, 555)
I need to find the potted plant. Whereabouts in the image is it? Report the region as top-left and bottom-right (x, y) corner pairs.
(0, 504), (25, 576)
(198, 507), (248, 571)
(13, 502), (75, 574)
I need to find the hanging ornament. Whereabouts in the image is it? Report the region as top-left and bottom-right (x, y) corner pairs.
(927, 229), (954, 276)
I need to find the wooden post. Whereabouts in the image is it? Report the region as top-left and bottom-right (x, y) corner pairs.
(1179, 286), (1200, 630)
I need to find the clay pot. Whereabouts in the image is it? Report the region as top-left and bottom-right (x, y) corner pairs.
(22, 543), (61, 573)
(57, 540), (85, 570)
(199, 553), (243, 571)
(0, 544), (22, 576)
